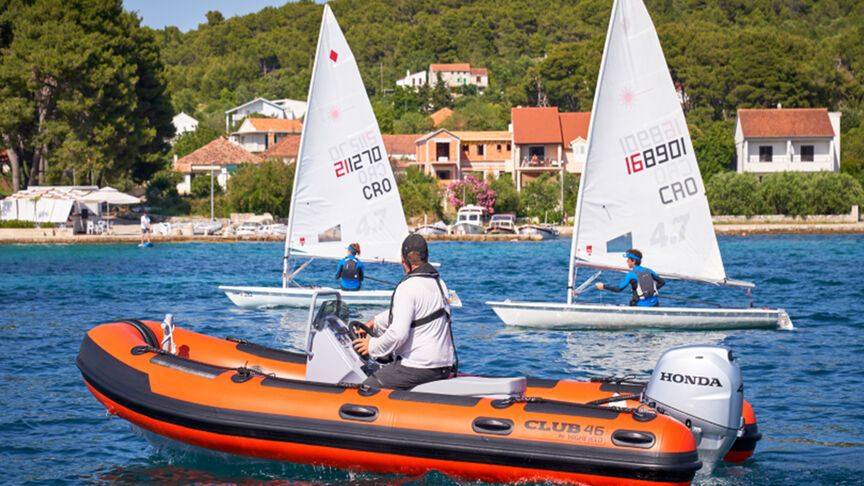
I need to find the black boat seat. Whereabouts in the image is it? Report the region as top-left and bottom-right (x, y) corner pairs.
(411, 376), (527, 398)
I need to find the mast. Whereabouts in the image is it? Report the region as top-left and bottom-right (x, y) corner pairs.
(567, 0), (620, 305)
(282, 4), (329, 288)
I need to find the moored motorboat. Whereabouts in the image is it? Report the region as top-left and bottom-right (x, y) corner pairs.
(414, 220), (449, 236)
(518, 223), (559, 239)
(77, 295), (760, 485)
(450, 204), (486, 235)
(486, 213), (517, 234)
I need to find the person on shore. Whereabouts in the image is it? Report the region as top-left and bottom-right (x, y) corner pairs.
(335, 243), (364, 291)
(352, 234), (456, 390)
(140, 212), (151, 245)
(596, 249), (665, 306)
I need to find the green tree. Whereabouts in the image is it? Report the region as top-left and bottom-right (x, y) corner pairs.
(226, 160), (295, 216)
(705, 172), (766, 215)
(170, 126), (221, 160)
(396, 167), (442, 218)
(0, 0), (174, 190)
(488, 173), (520, 215)
(190, 173), (224, 198)
(690, 119), (735, 180)
(758, 172), (810, 215)
(841, 120), (864, 187)
(519, 173), (560, 220)
(393, 112), (434, 134)
(807, 171), (864, 214)
(145, 169), (188, 214)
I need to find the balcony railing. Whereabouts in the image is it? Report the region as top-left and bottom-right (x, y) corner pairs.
(520, 157), (561, 168)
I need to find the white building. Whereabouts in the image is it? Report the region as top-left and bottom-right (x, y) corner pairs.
(429, 63), (489, 91)
(172, 112), (199, 140)
(271, 98), (307, 119)
(230, 118), (303, 153)
(224, 97), (306, 132)
(396, 70), (428, 89)
(735, 108), (841, 177)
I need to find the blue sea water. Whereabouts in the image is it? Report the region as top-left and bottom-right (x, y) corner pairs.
(1, 235), (863, 485)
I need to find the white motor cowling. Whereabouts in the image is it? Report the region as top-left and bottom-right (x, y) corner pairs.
(644, 345), (744, 468)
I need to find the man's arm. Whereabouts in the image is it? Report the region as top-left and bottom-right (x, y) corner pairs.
(597, 272), (634, 292)
(366, 286), (413, 359)
(651, 269), (665, 290)
(335, 260), (343, 279)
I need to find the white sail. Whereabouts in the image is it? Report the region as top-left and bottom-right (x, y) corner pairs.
(284, 5), (408, 267)
(571, 0), (726, 285)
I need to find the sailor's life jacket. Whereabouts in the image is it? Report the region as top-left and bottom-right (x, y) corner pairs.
(628, 267), (664, 307)
(634, 268), (657, 300)
(336, 256), (363, 290)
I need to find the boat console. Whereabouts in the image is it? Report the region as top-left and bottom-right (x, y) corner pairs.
(304, 291), (526, 397)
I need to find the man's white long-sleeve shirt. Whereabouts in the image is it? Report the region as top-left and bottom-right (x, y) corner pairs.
(369, 276), (454, 369)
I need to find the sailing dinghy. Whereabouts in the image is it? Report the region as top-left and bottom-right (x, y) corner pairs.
(220, 6), (459, 309)
(487, 0), (791, 330)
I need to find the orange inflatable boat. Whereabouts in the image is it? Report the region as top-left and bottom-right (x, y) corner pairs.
(77, 303), (759, 485)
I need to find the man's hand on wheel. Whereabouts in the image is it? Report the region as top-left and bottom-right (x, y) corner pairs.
(353, 337), (371, 356)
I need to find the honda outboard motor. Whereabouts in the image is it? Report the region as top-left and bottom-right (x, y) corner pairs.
(644, 345), (744, 468)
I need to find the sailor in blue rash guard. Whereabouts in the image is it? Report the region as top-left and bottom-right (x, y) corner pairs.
(595, 249), (665, 307)
(335, 243), (364, 291)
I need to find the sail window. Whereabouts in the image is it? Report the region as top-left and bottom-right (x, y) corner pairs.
(606, 232), (633, 253)
(318, 224), (342, 242)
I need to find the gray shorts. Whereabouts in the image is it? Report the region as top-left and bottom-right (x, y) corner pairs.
(362, 360), (451, 390)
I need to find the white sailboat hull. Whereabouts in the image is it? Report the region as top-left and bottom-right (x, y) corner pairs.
(486, 300), (793, 330)
(220, 285), (392, 308)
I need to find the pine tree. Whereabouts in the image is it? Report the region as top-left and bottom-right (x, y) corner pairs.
(0, 0), (173, 190)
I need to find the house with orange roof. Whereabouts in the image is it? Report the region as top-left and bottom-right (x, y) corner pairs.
(430, 108), (453, 127)
(382, 134), (419, 162)
(230, 117), (303, 154)
(734, 108), (840, 177)
(172, 137), (263, 194)
(510, 107), (590, 188)
(262, 134), (302, 164)
(414, 129), (511, 182)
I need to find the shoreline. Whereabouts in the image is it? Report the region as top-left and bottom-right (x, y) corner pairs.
(1, 221), (863, 244)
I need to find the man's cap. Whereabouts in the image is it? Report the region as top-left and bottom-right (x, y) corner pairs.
(624, 252), (641, 262)
(346, 245), (357, 254)
(401, 233), (428, 260)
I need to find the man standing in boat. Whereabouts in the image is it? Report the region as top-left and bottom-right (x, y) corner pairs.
(335, 243), (364, 291)
(596, 249), (665, 306)
(353, 234), (456, 389)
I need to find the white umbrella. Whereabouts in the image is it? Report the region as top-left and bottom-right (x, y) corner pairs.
(79, 187), (141, 233)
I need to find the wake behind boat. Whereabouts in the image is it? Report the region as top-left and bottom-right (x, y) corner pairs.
(218, 6), (459, 309)
(487, 0), (790, 330)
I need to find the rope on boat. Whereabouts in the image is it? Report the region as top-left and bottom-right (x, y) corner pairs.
(364, 275), (398, 286)
(590, 374), (646, 386)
